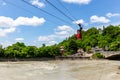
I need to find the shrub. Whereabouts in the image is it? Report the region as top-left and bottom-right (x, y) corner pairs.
(85, 46), (91, 52)
(92, 52), (105, 59)
(63, 50), (74, 57)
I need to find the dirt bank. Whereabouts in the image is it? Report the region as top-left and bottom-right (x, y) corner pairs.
(0, 60), (119, 80)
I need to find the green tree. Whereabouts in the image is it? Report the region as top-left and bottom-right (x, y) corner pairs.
(109, 41), (120, 51)
(48, 45), (60, 57)
(4, 46), (15, 58)
(22, 46), (38, 58)
(1, 25), (120, 58)
(38, 46), (51, 57)
(0, 45), (4, 57)
(4, 42), (26, 58)
(102, 25), (120, 40)
(85, 27), (99, 36)
(67, 40), (78, 54)
(98, 35), (109, 49)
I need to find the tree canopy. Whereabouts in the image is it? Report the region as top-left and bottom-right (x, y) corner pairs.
(0, 25), (120, 58)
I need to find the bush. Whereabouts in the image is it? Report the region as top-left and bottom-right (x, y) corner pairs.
(85, 46), (91, 52)
(92, 52), (105, 59)
(63, 52), (71, 57)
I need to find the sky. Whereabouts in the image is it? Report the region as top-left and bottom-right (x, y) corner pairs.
(0, 0), (120, 47)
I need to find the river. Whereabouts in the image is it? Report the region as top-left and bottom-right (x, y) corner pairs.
(0, 60), (120, 80)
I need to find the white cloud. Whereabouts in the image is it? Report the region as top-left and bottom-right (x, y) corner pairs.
(96, 21), (120, 29)
(2, 2), (6, 6)
(0, 16), (45, 37)
(90, 15), (110, 23)
(56, 25), (73, 31)
(0, 40), (13, 48)
(0, 28), (16, 37)
(47, 41), (58, 46)
(0, 16), (14, 28)
(30, 0), (45, 8)
(106, 13), (120, 18)
(0, 0), (6, 6)
(38, 35), (56, 42)
(15, 38), (24, 41)
(38, 35), (57, 46)
(73, 19), (84, 24)
(73, 19), (89, 26)
(14, 16), (45, 26)
(37, 25), (75, 46)
(62, 0), (91, 4)
(55, 25), (75, 38)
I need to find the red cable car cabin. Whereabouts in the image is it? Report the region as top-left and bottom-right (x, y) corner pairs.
(76, 30), (82, 39)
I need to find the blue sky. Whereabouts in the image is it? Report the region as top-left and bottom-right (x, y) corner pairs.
(0, 0), (120, 47)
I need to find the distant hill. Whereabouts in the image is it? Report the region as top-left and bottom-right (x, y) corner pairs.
(0, 25), (120, 58)
(58, 25), (120, 54)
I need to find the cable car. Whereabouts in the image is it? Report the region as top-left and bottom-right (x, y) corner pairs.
(76, 23), (82, 39)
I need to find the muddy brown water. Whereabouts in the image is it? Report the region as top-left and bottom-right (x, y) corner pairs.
(0, 60), (120, 80)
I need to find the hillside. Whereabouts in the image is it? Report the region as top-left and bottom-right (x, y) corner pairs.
(0, 25), (120, 58)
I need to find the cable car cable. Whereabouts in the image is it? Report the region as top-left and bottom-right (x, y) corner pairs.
(3, 0), (65, 26)
(21, 0), (71, 25)
(52, 0), (83, 28)
(56, 0), (77, 21)
(57, 0), (82, 29)
(45, 0), (83, 39)
(3, 0), (34, 15)
(45, 0), (74, 22)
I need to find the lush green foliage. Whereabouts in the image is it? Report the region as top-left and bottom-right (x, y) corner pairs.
(0, 42), (60, 58)
(0, 45), (4, 57)
(59, 25), (120, 54)
(0, 25), (120, 58)
(92, 52), (105, 59)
